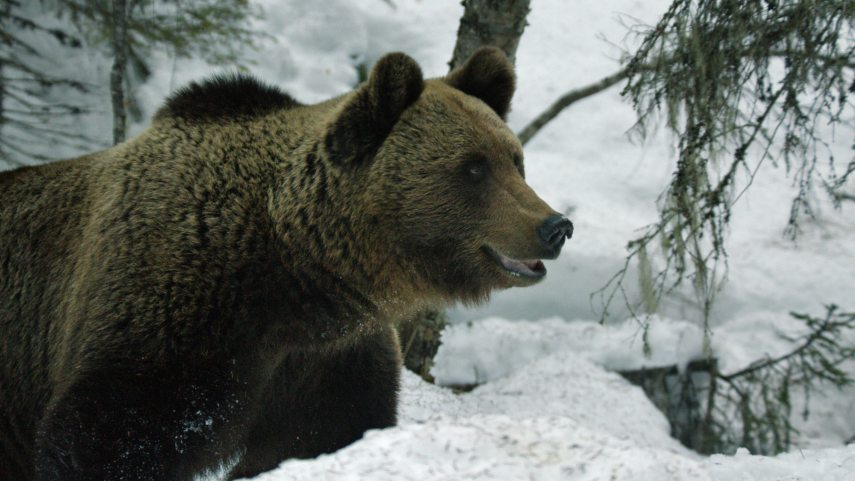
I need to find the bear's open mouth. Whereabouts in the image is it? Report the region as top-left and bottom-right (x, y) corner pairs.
(483, 246), (546, 280)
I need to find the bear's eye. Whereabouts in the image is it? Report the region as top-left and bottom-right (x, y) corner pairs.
(466, 161), (487, 181)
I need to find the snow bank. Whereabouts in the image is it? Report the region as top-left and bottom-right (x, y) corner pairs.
(413, 352), (684, 452)
(247, 358), (855, 481)
(432, 314), (855, 448)
(433, 310), (854, 385)
(243, 311), (854, 480)
(250, 415), (708, 481)
(249, 354), (695, 481)
(250, 418), (855, 480)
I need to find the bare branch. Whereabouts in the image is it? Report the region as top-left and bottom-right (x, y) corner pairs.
(518, 67), (629, 145)
(517, 48), (854, 147)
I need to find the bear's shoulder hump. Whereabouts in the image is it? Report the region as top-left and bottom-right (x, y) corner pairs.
(155, 73), (299, 122)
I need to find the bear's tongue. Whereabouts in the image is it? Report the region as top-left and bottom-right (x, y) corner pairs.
(496, 252), (546, 279)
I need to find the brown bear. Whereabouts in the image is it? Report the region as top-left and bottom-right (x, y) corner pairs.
(0, 47), (572, 481)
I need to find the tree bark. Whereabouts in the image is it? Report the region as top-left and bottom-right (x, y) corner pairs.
(397, 309), (448, 383)
(619, 359), (719, 453)
(0, 50), (6, 165)
(449, 0), (531, 71)
(110, 0), (128, 145)
(0, 1), (9, 164)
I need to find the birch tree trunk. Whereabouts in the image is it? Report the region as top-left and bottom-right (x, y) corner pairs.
(400, 0), (531, 381)
(110, 0), (128, 145)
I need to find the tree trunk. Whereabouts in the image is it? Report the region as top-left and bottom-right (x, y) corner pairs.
(397, 309), (448, 383)
(399, 0), (532, 381)
(0, 51), (6, 165)
(0, 1), (8, 164)
(449, 0), (531, 70)
(110, 0), (128, 145)
(619, 359), (720, 453)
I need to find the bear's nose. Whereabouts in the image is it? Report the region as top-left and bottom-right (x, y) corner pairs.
(536, 214), (574, 257)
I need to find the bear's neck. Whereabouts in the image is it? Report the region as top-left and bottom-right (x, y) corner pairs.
(267, 137), (425, 327)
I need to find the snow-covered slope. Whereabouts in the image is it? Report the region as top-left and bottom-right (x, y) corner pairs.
(246, 316), (854, 480)
(431, 315), (855, 449)
(247, 362), (854, 481)
(241, 313), (851, 480)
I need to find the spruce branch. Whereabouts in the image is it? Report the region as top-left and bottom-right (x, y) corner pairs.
(596, 0), (854, 329)
(704, 305), (855, 455)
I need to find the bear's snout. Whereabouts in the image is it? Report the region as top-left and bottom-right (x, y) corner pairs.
(536, 214), (574, 259)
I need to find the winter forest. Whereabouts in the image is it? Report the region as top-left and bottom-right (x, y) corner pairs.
(1, 0), (854, 480)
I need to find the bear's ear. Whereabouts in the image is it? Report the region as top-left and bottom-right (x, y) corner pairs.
(325, 52), (424, 167)
(445, 47), (516, 120)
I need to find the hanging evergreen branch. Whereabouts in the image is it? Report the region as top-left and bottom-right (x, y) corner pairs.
(595, 0), (854, 328)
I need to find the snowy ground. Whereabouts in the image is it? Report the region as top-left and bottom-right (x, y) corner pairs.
(248, 368), (855, 481)
(6, 0), (854, 479)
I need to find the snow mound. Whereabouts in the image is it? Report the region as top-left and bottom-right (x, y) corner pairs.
(406, 351), (683, 452)
(249, 415), (708, 481)
(247, 355), (854, 481)
(241, 316), (853, 480)
(249, 353), (695, 481)
(431, 314), (855, 449)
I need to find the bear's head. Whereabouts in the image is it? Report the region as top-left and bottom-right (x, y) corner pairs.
(323, 47), (573, 306)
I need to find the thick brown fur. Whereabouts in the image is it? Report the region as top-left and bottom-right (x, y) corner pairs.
(0, 47), (565, 481)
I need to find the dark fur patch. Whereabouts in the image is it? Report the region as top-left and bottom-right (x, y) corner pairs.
(155, 73), (299, 122)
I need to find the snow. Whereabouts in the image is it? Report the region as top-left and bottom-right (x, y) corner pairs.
(5, 0), (853, 479)
(706, 447), (855, 481)
(248, 311), (854, 481)
(430, 316), (706, 386)
(247, 366), (855, 481)
(430, 313), (855, 449)
(253, 356), (700, 481)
